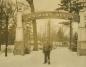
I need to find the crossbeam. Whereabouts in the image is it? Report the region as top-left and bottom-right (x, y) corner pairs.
(23, 11), (79, 22)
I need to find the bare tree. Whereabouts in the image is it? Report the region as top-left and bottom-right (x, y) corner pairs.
(0, 0), (16, 56)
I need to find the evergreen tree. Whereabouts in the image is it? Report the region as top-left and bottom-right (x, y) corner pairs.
(56, 27), (64, 42)
(58, 0), (83, 14)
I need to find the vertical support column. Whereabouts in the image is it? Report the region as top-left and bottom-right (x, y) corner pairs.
(24, 23), (31, 54)
(14, 11), (25, 55)
(48, 20), (50, 44)
(32, 19), (38, 51)
(69, 19), (73, 49)
(77, 10), (86, 55)
(47, 19), (51, 46)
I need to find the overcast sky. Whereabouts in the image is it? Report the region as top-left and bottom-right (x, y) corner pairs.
(33, 0), (61, 11)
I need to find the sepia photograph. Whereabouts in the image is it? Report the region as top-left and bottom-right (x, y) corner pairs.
(0, 0), (86, 67)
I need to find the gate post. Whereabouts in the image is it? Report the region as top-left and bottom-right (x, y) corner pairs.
(78, 10), (86, 55)
(13, 11), (25, 55)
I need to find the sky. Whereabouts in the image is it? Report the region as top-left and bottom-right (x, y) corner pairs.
(33, 0), (61, 12)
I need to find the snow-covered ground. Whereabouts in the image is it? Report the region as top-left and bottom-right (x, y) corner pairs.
(0, 47), (86, 67)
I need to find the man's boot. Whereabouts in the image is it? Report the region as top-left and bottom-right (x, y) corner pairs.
(48, 59), (50, 64)
(44, 58), (47, 64)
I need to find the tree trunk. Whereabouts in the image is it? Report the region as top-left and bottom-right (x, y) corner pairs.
(5, 17), (8, 57)
(0, 31), (2, 51)
(0, 43), (1, 51)
(28, 0), (38, 50)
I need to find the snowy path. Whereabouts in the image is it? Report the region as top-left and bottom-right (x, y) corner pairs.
(0, 47), (86, 67)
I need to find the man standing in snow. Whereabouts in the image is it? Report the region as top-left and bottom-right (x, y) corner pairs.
(43, 41), (52, 64)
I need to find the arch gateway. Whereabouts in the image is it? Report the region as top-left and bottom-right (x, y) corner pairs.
(13, 8), (80, 55)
